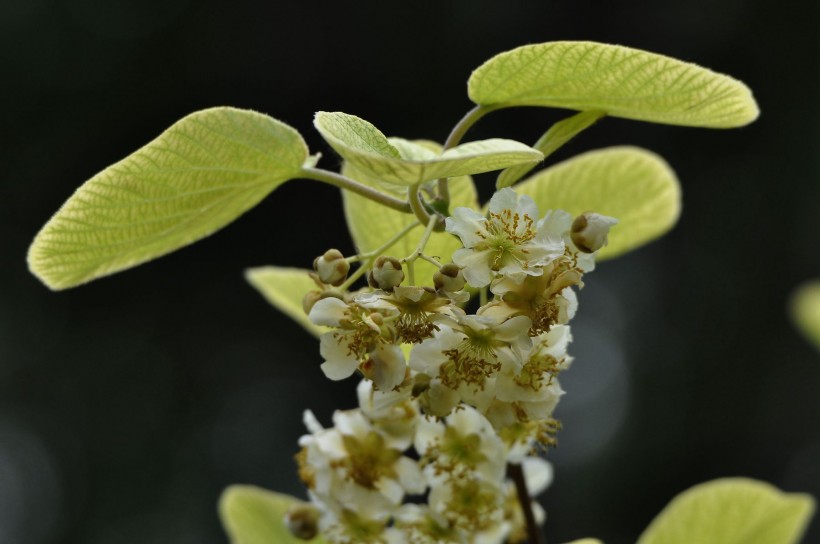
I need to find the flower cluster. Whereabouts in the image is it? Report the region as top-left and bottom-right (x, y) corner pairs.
(294, 188), (616, 543)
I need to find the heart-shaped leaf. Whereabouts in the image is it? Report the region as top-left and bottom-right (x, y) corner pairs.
(314, 111), (542, 185)
(637, 478), (815, 544)
(29, 107), (308, 290)
(469, 42), (759, 128)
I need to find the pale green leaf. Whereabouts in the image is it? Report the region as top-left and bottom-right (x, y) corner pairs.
(469, 41), (759, 128)
(314, 111), (542, 185)
(513, 146), (680, 260)
(497, 110), (605, 189)
(562, 540), (603, 544)
(245, 266), (326, 338)
(342, 139), (479, 288)
(790, 280), (820, 351)
(219, 485), (326, 544)
(29, 107), (308, 290)
(637, 478), (815, 544)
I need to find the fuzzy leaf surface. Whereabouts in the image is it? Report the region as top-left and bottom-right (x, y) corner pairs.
(29, 107), (307, 289)
(245, 267), (327, 338)
(513, 146), (680, 260)
(219, 485), (326, 544)
(637, 478), (815, 544)
(314, 111), (542, 185)
(469, 41), (759, 128)
(343, 138), (479, 288)
(790, 280), (820, 351)
(497, 110), (605, 189)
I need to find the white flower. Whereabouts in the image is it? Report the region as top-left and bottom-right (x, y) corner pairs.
(310, 298), (406, 389)
(409, 314), (532, 398)
(445, 188), (565, 287)
(415, 405), (507, 484)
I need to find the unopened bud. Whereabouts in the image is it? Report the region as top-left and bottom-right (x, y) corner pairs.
(368, 256), (404, 291)
(302, 289), (343, 314)
(313, 249), (349, 286)
(434, 263), (465, 292)
(570, 212), (618, 253)
(285, 503), (321, 540)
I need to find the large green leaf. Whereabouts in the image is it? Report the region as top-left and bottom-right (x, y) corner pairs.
(314, 111), (542, 185)
(343, 139), (479, 288)
(637, 478), (815, 544)
(513, 146), (680, 260)
(790, 280), (820, 351)
(29, 107), (308, 290)
(219, 485), (326, 544)
(245, 266), (327, 338)
(497, 110), (605, 189)
(469, 42), (759, 128)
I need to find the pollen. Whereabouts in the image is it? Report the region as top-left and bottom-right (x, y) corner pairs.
(335, 431), (401, 489)
(439, 347), (501, 389)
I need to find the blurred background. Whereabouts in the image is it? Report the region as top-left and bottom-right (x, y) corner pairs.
(2, 0), (819, 542)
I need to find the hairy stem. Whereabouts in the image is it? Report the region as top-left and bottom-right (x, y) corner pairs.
(508, 463), (545, 544)
(301, 167), (412, 214)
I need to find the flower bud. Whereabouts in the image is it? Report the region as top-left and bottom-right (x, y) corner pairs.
(368, 256), (404, 291)
(313, 249), (349, 286)
(434, 263), (466, 292)
(284, 503), (321, 540)
(302, 289), (343, 314)
(570, 212), (618, 253)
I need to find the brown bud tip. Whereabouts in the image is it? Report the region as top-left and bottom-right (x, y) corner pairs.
(434, 263), (465, 292)
(570, 212), (618, 253)
(368, 256), (404, 290)
(285, 503), (321, 540)
(314, 248), (350, 285)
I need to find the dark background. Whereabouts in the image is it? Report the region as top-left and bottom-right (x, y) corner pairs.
(2, 1), (819, 543)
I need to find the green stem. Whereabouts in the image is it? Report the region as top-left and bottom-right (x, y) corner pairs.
(402, 216), (439, 286)
(436, 105), (496, 203)
(339, 222), (421, 291)
(508, 463), (545, 544)
(301, 167), (412, 214)
(408, 183), (432, 226)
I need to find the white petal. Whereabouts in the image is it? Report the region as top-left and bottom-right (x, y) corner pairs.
(368, 344), (407, 391)
(488, 187), (518, 215)
(445, 207), (487, 247)
(452, 247), (494, 287)
(303, 410), (324, 434)
(319, 334), (360, 380)
(395, 457), (427, 495)
(522, 456), (553, 496)
(308, 297), (348, 327)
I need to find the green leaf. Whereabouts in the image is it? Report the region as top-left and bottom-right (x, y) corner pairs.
(790, 280), (820, 351)
(219, 485), (326, 544)
(343, 138), (479, 288)
(314, 111), (542, 185)
(245, 266), (326, 338)
(513, 146), (680, 260)
(469, 41), (759, 128)
(497, 110), (605, 189)
(637, 478), (815, 544)
(28, 107), (308, 290)
(562, 540), (603, 544)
